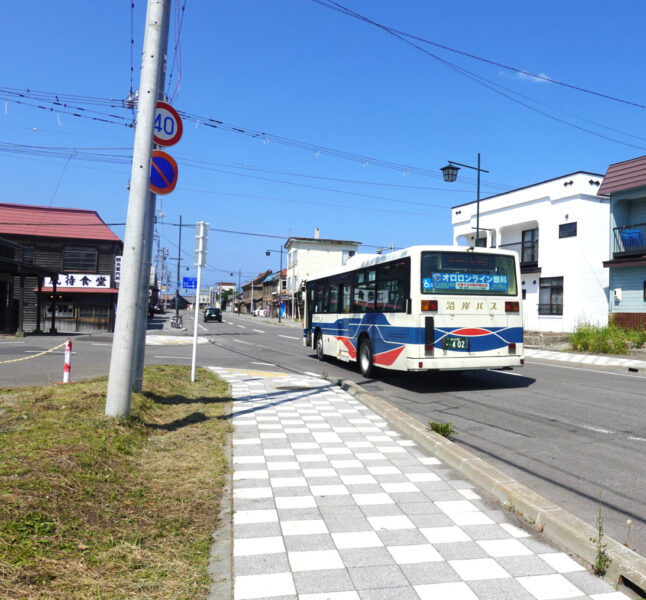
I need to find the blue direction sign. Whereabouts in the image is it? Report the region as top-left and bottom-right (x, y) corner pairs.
(149, 150), (178, 195)
(183, 277), (197, 289)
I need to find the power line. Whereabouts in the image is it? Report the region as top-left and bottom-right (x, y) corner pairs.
(313, 1), (646, 151)
(314, 0), (646, 110)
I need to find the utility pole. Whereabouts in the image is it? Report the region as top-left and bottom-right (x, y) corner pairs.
(132, 6), (170, 393)
(105, 0), (171, 418)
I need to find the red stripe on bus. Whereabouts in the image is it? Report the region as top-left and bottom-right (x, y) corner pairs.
(373, 345), (405, 366)
(452, 328), (491, 337)
(336, 337), (357, 359)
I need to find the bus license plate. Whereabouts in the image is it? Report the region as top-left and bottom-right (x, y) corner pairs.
(444, 336), (469, 351)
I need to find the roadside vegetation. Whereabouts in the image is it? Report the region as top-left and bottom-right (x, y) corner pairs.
(0, 365), (231, 600)
(569, 322), (646, 354)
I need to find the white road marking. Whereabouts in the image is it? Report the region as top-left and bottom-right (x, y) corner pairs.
(304, 371), (321, 378)
(198, 323), (208, 331)
(234, 339), (252, 345)
(0, 341), (24, 344)
(154, 355), (192, 360)
(628, 436), (646, 442)
(527, 360), (641, 378)
(253, 329), (265, 334)
(491, 369), (525, 377)
(237, 325), (246, 329)
(251, 362), (276, 366)
(579, 424), (614, 435)
(279, 335), (299, 340)
(92, 343), (112, 346)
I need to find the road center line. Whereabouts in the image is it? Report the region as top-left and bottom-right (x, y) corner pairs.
(154, 355), (192, 360)
(279, 335), (299, 340)
(233, 339), (252, 345)
(253, 329), (265, 333)
(251, 361), (276, 366)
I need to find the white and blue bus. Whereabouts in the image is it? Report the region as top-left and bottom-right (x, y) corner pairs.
(303, 245), (524, 377)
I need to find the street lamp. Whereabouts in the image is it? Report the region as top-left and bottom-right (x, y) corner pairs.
(265, 246), (284, 323)
(441, 153), (489, 247)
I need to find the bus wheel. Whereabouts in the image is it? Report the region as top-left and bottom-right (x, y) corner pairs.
(315, 332), (326, 361)
(359, 339), (374, 378)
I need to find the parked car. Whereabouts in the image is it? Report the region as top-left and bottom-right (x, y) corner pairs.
(203, 307), (222, 323)
(253, 307), (266, 317)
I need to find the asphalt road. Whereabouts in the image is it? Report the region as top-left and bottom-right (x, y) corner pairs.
(1, 310), (644, 560)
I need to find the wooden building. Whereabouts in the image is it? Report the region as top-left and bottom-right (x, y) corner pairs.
(0, 203), (123, 334)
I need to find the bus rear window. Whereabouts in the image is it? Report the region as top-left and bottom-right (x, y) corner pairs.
(421, 251), (517, 296)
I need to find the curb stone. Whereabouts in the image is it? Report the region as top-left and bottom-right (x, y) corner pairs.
(331, 376), (646, 595)
(207, 419), (233, 600)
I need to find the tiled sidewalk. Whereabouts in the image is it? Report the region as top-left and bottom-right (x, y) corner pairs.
(212, 367), (629, 600)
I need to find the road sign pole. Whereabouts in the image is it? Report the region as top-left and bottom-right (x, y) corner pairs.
(191, 222), (209, 383)
(105, 0), (171, 418)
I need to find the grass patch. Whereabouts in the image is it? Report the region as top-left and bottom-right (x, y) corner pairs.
(428, 421), (457, 438)
(0, 365), (232, 600)
(569, 322), (646, 354)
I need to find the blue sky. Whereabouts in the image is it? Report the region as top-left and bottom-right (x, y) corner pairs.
(2, 1), (646, 288)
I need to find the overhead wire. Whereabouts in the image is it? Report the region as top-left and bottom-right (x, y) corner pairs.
(313, 0), (646, 151)
(314, 0), (646, 110)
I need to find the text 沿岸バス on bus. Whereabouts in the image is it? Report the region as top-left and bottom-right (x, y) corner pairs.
(303, 245), (524, 378)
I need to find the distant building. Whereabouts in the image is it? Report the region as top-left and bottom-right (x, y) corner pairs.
(285, 229), (361, 319)
(599, 155), (646, 331)
(452, 173), (608, 333)
(0, 203), (122, 333)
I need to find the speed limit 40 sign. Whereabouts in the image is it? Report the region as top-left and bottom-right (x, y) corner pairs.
(153, 101), (183, 146)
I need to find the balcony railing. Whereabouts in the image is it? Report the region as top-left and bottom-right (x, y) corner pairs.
(498, 240), (539, 268)
(538, 303), (563, 316)
(613, 223), (646, 256)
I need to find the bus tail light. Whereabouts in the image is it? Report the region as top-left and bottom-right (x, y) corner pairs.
(425, 317), (434, 356)
(505, 301), (519, 313)
(421, 300), (438, 312)
(508, 343), (516, 354)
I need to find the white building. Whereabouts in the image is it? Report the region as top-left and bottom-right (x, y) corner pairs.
(285, 229), (361, 319)
(451, 172), (609, 333)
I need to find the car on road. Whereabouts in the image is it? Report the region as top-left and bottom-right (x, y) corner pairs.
(203, 307), (222, 323)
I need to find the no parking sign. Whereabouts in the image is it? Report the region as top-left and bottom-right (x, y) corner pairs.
(149, 150), (178, 195)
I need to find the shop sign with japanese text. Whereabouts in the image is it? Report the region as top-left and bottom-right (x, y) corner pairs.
(45, 274), (112, 289)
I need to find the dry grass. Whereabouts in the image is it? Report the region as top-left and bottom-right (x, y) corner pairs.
(0, 365), (232, 600)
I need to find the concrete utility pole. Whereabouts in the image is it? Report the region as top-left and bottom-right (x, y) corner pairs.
(106, 0), (171, 418)
(132, 2), (170, 393)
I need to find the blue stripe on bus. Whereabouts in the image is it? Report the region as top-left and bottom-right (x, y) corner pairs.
(314, 314), (522, 355)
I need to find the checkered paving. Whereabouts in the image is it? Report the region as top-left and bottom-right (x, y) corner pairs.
(211, 366), (629, 600)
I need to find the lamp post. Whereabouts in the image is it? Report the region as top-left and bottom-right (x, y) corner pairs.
(441, 153), (489, 247)
(265, 246), (284, 323)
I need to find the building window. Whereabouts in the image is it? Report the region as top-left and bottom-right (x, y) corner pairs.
(559, 222), (577, 238)
(538, 277), (563, 315)
(63, 246), (97, 272)
(342, 250), (356, 265)
(23, 247), (34, 263)
(521, 229), (538, 264)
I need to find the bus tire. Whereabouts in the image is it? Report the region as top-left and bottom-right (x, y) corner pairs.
(359, 338), (374, 378)
(315, 332), (326, 361)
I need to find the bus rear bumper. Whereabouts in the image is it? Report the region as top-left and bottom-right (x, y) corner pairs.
(406, 355), (524, 371)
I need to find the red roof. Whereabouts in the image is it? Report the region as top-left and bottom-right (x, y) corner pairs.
(0, 203), (121, 242)
(598, 155), (646, 196)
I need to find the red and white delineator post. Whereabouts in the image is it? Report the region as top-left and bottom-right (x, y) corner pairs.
(63, 338), (72, 384)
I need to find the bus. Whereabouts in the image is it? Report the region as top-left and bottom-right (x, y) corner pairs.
(303, 245), (524, 377)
